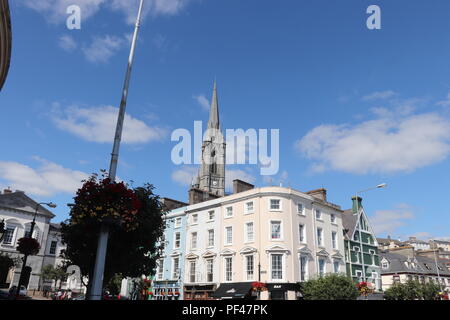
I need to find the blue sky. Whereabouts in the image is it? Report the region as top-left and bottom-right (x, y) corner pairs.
(1, 0), (450, 241)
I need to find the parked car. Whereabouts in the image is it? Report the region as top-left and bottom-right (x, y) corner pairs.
(8, 286), (27, 299)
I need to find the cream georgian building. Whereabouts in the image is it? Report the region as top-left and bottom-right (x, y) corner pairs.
(182, 185), (346, 300)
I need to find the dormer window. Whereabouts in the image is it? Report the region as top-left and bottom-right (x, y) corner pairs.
(381, 260), (389, 269)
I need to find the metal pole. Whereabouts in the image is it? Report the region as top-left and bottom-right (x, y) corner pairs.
(89, 0), (145, 301)
(432, 241), (443, 293)
(15, 203), (39, 299)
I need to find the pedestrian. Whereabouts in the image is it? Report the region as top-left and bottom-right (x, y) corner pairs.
(56, 290), (62, 300)
(67, 290), (72, 300)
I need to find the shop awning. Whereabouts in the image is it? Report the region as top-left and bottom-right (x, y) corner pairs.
(211, 282), (253, 299)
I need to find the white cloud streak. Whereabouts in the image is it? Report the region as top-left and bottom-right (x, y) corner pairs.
(370, 203), (415, 235)
(296, 111), (450, 174)
(51, 104), (167, 144)
(0, 157), (89, 197)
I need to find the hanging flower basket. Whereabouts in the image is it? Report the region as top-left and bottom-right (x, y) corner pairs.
(251, 282), (267, 292)
(70, 175), (142, 232)
(16, 237), (41, 256)
(356, 281), (374, 297)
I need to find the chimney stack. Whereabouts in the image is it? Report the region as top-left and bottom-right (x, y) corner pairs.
(351, 196), (362, 214)
(3, 188), (12, 194)
(233, 180), (254, 194)
(306, 188), (327, 202)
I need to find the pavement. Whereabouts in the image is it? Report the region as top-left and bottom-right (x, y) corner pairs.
(0, 288), (51, 300)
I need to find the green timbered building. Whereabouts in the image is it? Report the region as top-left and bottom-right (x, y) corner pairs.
(342, 196), (382, 291)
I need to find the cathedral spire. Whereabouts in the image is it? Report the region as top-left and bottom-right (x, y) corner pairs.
(207, 80), (220, 130)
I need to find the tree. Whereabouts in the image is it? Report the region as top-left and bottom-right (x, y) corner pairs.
(106, 273), (123, 296)
(60, 174), (166, 298)
(0, 253), (17, 284)
(384, 280), (442, 300)
(41, 265), (69, 289)
(300, 273), (359, 300)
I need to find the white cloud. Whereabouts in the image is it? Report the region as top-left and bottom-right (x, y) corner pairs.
(370, 203), (415, 235)
(171, 166), (198, 186)
(193, 94), (210, 111)
(82, 35), (126, 63)
(22, 0), (193, 24)
(296, 112), (450, 174)
(437, 92), (450, 107)
(362, 90), (396, 101)
(22, 0), (105, 24)
(0, 158), (89, 197)
(51, 105), (167, 144)
(58, 35), (78, 52)
(225, 169), (256, 191)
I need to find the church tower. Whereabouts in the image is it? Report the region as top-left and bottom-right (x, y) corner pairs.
(192, 80), (226, 198)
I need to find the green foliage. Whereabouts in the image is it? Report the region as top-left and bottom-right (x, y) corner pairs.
(0, 252), (16, 270)
(60, 177), (166, 296)
(301, 273), (359, 300)
(384, 280), (442, 300)
(106, 273), (123, 295)
(41, 265), (69, 289)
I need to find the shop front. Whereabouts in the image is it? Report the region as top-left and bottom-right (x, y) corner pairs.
(152, 281), (182, 300)
(265, 283), (301, 300)
(184, 284), (216, 300)
(211, 282), (256, 300)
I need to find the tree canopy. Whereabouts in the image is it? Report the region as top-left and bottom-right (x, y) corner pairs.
(60, 174), (166, 297)
(301, 273), (359, 300)
(384, 280), (443, 300)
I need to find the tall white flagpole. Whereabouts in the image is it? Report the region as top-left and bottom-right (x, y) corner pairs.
(89, 0), (145, 300)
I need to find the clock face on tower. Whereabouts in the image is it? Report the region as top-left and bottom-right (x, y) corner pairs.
(212, 179), (218, 186)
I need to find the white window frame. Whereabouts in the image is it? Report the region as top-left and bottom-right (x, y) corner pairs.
(172, 257), (180, 280)
(268, 198), (282, 212)
(225, 206), (233, 218)
(299, 224), (306, 243)
(224, 257), (233, 282)
(2, 223), (18, 246)
(225, 226), (233, 245)
(270, 253), (284, 281)
(270, 220), (283, 241)
(244, 254), (255, 281)
(206, 259), (214, 283)
(208, 210), (215, 221)
(299, 255), (308, 282)
(355, 270), (363, 281)
(331, 231), (338, 249)
(315, 209), (322, 220)
(189, 260), (197, 283)
(191, 232), (197, 250)
(207, 229), (215, 247)
(333, 260), (340, 273)
(353, 246), (361, 263)
(174, 217), (182, 228)
(330, 213), (336, 224)
(317, 227), (324, 247)
(245, 222), (254, 243)
(157, 259), (164, 280)
(318, 258), (326, 276)
(297, 202), (305, 215)
(49, 240), (58, 255)
(245, 201), (254, 214)
(174, 232), (181, 249)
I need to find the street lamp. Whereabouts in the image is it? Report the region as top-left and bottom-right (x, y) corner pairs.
(15, 202), (56, 299)
(0, 219), (6, 243)
(89, 0), (145, 301)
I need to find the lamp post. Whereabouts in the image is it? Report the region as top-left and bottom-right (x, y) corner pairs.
(353, 183), (386, 287)
(430, 240), (444, 294)
(15, 202), (56, 299)
(89, 0), (145, 300)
